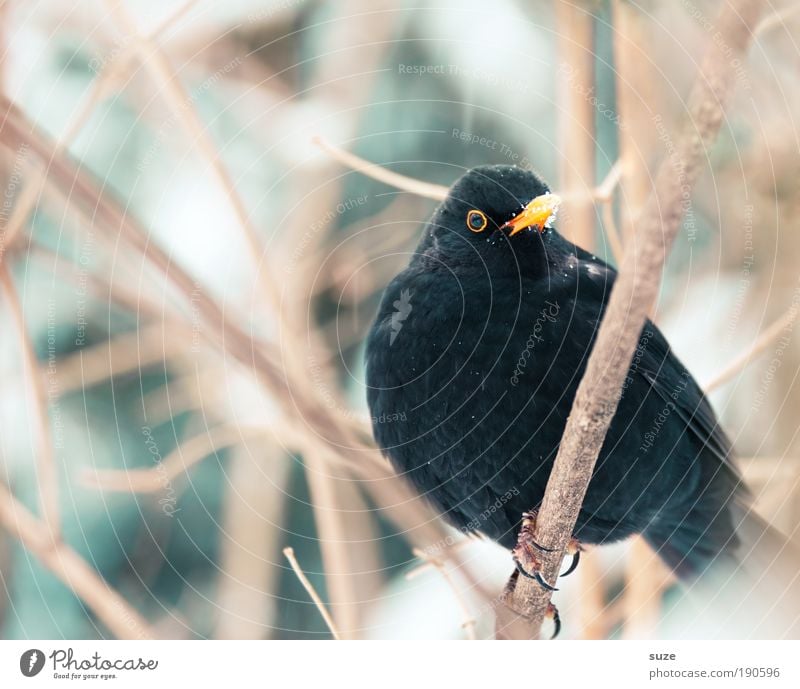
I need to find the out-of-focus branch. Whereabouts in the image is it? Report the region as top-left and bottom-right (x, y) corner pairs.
(612, 0), (660, 245)
(0, 266), (60, 538)
(103, 0), (280, 311)
(498, 0), (765, 639)
(593, 160), (623, 203)
(755, 4), (800, 35)
(0, 483), (154, 639)
(704, 304), (799, 392)
(600, 198), (623, 263)
(54, 324), (193, 394)
(554, 0), (596, 250)
(313, 136), (449, 201)
(82, 425), (266, 492)
(0, 91), (491, 613)
(215, 444), (290, 639)
(595, 161), (624, 262)
(407, 547), (477, 640)
(621, 537), (673, 639)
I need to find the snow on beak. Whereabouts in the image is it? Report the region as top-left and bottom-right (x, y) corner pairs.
(500, 193), (562, 236)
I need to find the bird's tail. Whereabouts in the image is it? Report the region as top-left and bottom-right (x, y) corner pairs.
(644, 501), (800, 638)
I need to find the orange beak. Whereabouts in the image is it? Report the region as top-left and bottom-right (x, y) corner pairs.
(500, 193), (562, 236)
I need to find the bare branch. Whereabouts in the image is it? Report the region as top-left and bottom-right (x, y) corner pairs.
(755, 4), (800, 35)
(593, 160), (623, 202)
(0, 483), (154, 639)
(81, 425), (266, 493)
(0, 266), (60, 538)
(312, 136), (449, 201)
(498, 0), (766, 639)
(600, 197), (624, 264)
(555, 0), (597, 249)
(704, 304), (800, 392)
(408, 547), (477, 639)
(283, 547), (341, 640)
(103, 0), (280, 310)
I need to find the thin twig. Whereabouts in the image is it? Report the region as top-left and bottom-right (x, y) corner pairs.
(408, 547), (477, 639)
(595, 161), (624, 262)
(82, 425), (266, 492)
(282, 547), (341, 640)
(312, 136), (449, 201)
(593, 160), (623, 202)
(498, 0), (766, 639)
(705, 304), (800, 392)
(600, 197), (624, 264)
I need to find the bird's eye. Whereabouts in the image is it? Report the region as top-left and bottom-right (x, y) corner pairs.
(466, 210), (488, 233)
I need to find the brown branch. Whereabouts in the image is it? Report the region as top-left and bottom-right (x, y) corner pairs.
(81, 425), (266, 493)
(621, 537), (674, 639)
(498, 0), (765, 639)
(0, 266), (60, 538)
(594, 162), (623, 262)
(0, 483), (154, 639)
(103, 0), (281, 311)
(215, 444), (290, 639)
(755, 4), (800, 35)
(593, 160), (623, 203)
(555, 0), (597, 250)
(312, 136), (449, 201)
(408, 547), (478, 639)
(704, 304), (799, 392)
(600, 197), (624, 264)
(612, 0), (660, 245)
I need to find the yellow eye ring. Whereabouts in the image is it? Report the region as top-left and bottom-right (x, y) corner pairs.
(466, 209), (488, 233)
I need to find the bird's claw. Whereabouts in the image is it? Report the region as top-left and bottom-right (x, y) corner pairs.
(512, 512), (559, 591)
(512, 512), (582, 590)
(546, 602), (561, 640)
(500, 570), (560, 639)
(560, 538), (582, 578)
(519, 511), (556, 552)
(514, 558), (559, 591)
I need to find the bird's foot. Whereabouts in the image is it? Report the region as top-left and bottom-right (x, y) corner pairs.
(561, 537), (583, 578)
(511, 512), (583, 588)
(512, 511), (559, 591)
(500, 569), (561, 640)
(545, 602), (561, 640)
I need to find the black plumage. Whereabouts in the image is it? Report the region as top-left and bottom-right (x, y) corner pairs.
(365, 164), (745, 579)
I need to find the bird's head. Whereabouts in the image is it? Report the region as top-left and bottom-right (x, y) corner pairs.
(418, 165), (561, 271)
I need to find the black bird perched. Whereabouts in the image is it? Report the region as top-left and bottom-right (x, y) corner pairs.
(365, 165), (800, 636)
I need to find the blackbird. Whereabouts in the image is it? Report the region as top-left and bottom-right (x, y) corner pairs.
(365, 165), (800, 635)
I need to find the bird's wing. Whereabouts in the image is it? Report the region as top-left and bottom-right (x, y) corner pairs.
(571, 244), (739, 478)
(632, 324), (741, 481)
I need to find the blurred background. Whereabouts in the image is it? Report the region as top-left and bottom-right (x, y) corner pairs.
(1, 0), (799, 640)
